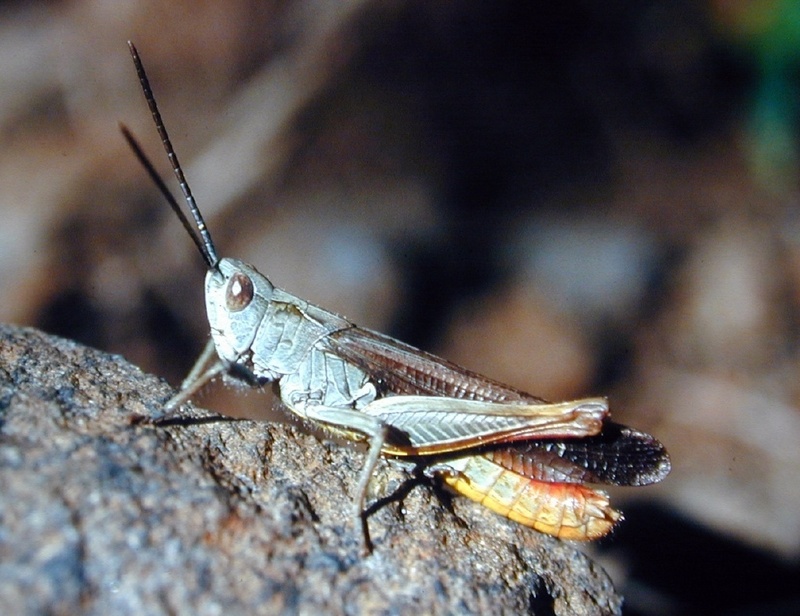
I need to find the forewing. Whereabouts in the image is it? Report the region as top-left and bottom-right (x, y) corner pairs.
(327, 326), (543, 402)
(327, 326), (670, 486)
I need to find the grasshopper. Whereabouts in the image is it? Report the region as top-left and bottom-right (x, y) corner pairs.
(122, 42), (670, 544)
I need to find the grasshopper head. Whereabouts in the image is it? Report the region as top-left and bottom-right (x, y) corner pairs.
(205, 258), (274, 364)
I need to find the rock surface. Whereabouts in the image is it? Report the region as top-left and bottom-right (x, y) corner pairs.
(0, 324), (621, 615)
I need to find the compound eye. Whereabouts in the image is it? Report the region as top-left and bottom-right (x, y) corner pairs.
(225, 272), (254, 312)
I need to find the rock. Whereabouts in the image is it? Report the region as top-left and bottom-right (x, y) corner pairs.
(0, 324), (621, 615)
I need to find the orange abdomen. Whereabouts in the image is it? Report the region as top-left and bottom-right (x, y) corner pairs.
(441, 454), (621, 540)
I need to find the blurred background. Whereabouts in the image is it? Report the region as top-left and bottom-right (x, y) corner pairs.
(2, 1), (800, 613)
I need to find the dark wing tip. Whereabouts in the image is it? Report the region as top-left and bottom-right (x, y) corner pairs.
(601, 423), (671, 486)
(538, 421), (672, 487)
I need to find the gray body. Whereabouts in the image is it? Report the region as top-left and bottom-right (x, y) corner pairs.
(167, 257), (606, 530)
(206, 258), (377, 421)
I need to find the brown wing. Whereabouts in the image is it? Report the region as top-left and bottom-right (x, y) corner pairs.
(326, 326), (671, 487)
(326, 326), (544, 403)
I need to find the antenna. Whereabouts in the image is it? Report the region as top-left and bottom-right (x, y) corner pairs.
(124, 41), (219, 268)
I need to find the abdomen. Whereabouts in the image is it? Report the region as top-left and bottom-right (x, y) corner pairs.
(441, 454), (621, 540)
